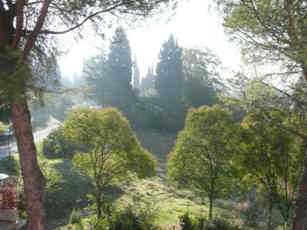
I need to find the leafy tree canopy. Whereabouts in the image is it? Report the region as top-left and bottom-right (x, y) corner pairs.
(64, 107), (156, 179)
(167, 105), (238, 219)
(182, 48), (223, 107)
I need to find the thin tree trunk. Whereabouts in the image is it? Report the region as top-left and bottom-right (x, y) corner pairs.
(209, 192), (213, 221)
(97, 196), (102, 219)
(292, 149), (307, 230)
(10, 95), (46, 230)
(267, 198), (273, 230)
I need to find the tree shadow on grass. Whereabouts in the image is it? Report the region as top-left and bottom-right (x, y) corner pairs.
(44, 159), (92, 220)
(44, 158), (124, 222)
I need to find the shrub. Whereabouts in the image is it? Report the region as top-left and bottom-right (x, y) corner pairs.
(0, 155), (20, 176)
(89, 205), (161, 230)
(42, 126), (85, 158)
(69, 208), (82, 225)
(178, 213), (242, 230)
(179, 212), (196, 230)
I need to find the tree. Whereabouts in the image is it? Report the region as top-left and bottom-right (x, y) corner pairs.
(222, 2), (307, 228)
(155, 35), (186, 130)
(64, 108), (156, 218)
(155, 34), (184, 106)
(182, 48), (223, 108)
(0, 1), (171, 229)
(222, 75), (307, 227)
(132, 56), (141, 89)
(140, 66), (155, 90)
(103, 27), (136, 114)
(167, 105), (238, 220)
(83, 51), (108, 104)
(238, 111), (302, 229)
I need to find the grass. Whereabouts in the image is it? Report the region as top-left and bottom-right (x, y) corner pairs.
(115, 177), (243, 227)
(1, 130), (247, 229)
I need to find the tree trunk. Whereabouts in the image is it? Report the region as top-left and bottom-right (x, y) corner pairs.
(209, 192), (213, 221)
(267, 198), (273, 230)
(292, 149), (307, 230)
(10, 95), (46, 230)
(96, 196), (102, 219)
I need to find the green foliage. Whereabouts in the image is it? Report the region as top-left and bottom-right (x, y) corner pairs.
(237, 111), (302, 226)
(0, 155), (20, 176)
(156, 34), (184, 105)
(84, 28), (137, 122)
(89, 205), (161, 230)
(69, 208), (83, 225)
(30, 93), (73, 130)
(182, 48), (222, 108)
(0, 105), (10, 123)
(178, 212), (241, 230)
(155, 34), (186, 131)
(206, 218), (241, 230)
(40, 158), (92, 219)
(140, 66), (155, 90)
(223, 0), (307, 72)
(0, 121), (10, 143)
(66, 108), (156, 178)
(168, 105), (238, 219)
(179, 212), (197, 230)
(64, 107), (156, 217)
(0, 121), (9, 133)
(42, 126), (85, 159)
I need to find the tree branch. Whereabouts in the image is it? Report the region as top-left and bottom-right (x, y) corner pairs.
(5, 0), (12, 9)
(23, 0), (52, 59)
(12, 0), (25, 48)
(260, 81), (307, 108)
(262, 111), (307, 141)
(34, 3), (125, 35)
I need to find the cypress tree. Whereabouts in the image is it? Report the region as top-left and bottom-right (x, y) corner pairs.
(155, 35), (184, 107)
(104, 27), (136, 119)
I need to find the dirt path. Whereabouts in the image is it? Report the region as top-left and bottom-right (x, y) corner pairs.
(0, 124), (60, 159)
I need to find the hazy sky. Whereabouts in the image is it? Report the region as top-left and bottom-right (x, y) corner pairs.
(60, 0), (241, 79)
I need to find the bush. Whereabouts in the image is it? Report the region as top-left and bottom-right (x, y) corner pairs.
(178, 213), (242, 230)
(206, 218), (241, 230)
(89, 205), (161, 230)
(42, 126), (85, 158)
(179, 212), (197, 230)
(69, 208), (82, 225)
(0, 155), (20, 176)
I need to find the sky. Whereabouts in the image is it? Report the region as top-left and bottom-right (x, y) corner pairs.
(60, 0), (242, 79)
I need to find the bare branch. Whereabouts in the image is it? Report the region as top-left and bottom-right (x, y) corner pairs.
(35, 3), (125, 35)
(23, 0), (52, 59)
(12, 0), (25, 48)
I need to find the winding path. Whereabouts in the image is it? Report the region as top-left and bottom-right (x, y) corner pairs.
(0, 124), (60, 159)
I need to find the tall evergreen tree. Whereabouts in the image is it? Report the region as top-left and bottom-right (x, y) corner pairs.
(155, 35), (184, 107)
(83, 51), (108, 104)
(132, 56), (141, 88)
(103, 27), (136, 119)
(141, 66), (155, 90)
(155, 35), (185, 131)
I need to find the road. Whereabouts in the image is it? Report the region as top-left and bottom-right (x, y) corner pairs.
(0, 124), (61, 159)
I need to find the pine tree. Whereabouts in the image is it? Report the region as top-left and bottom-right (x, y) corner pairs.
(155, 35), (186, 131)
(141, 66), (155, 90)
(132, 56), (141, 88)
(155, 35), (184, 107)
(103, 27), (136, 119)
